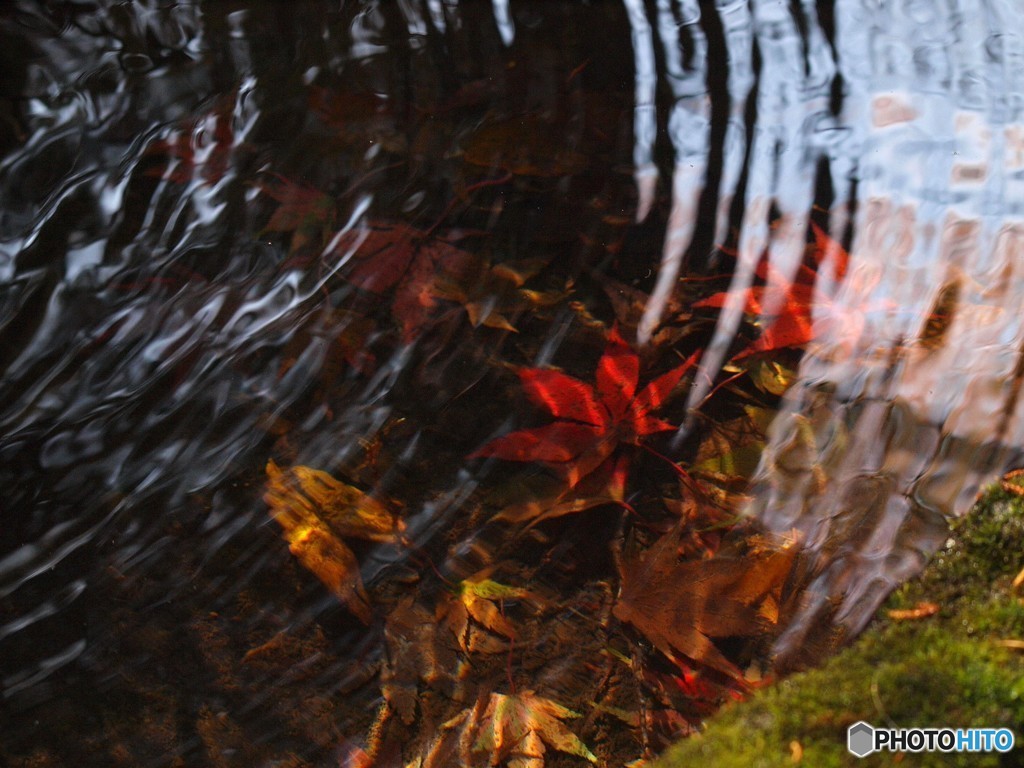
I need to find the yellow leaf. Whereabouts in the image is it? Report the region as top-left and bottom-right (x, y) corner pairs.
(264, 460), (400, 622)
(749, 359), (795, 396)
(283, 522), (370, 623)
(463, 594), (516, 640)
(266, 460), (401, 542)
(468, 691), (597, 765)
(449, 573), (543, 644)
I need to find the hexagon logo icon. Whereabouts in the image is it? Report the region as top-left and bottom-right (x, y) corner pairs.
(848, 721), (875, 757)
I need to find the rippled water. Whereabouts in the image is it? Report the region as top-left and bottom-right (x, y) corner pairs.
(2, 0), (1022, 763)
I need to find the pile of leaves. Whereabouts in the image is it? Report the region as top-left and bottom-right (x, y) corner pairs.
(150, 79), (854, 768)
(247, 202), (849, 765)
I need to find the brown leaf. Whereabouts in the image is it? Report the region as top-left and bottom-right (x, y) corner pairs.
(256, 174), (336, 254)
(383, 598), (463, 725)
(282, 517), (371, 623)
(332, 222), (476, 341)
(431, 257), (564, 332)
(496, 453), (630, 528)
(614, 528), (797, 680)
(601, 277), (691, 348)
(441, 571), (542, 650)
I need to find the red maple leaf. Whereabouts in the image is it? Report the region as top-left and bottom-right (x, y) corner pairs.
(256, 173), (336, 255)
(471, 328), (699, 487)
(332, 222), (475, 342)
(694, 223), (850, 359)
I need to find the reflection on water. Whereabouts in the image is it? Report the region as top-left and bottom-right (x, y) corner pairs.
(2, 0), (1023, 763)
(614, 0), (1024, 661)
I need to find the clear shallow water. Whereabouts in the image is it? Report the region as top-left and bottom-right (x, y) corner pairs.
(1, 0), (1022, 763)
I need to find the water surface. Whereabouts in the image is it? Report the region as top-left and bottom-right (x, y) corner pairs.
(2, 0), (1022, 764)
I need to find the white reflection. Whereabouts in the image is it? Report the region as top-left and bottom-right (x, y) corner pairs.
(623, 0), (659, 223)
(637, 0), (710, 344)
(492, 0), (515, 46)
(624, 0), (1024, 654)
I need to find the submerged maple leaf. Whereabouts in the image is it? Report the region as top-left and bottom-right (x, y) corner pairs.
(256, 173), (336, 255)
(614, 526), (797, 682)
(471, 328), (699, 487)
(442, 691), (597, 767)
(331, 222), (475, 341)
(382, 597), (462, 725)
(495, 452), (631, 528)
(440, 569), (543, 652)
(694, 223), (852, 359)
(431, 257), (566, 332)
(263, 460), (403, 623)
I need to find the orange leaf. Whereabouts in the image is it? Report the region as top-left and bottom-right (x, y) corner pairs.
(263, 460), (402, 623)
(887, 602), (939, 621)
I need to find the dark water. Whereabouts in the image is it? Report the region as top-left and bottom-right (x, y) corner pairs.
(1, 0), (1022, 765)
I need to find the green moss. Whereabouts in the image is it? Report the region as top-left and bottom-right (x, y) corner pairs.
(655, 488), (1024, 768)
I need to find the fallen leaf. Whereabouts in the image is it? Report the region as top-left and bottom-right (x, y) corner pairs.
(275, 512), (371, 623)
(331, 221), (476, 341)
(614, 527), (797, 681)
(264, 460), (403, 622)
(601, 276), (692, 348)
(265, 460), (401, 542)
(472, 327), (699, 487)
(887, 602), (940, 621)
(256, 173), (336, 254)
(431, 257), (565, 332)
(382, 597), (464, 725)
(496, 453), (630, 527)
(442, 570), (543, 650)
(694, 225), (853, 359)
(443, 691), (597, 767)
(1001, 468), (1024, 498)
(748, 358), (796, 396)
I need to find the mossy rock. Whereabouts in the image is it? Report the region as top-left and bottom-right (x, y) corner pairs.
(655, 487), (1024, 767)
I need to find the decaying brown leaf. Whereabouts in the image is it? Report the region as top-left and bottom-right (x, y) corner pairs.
(276, 514), (371, 623)
(601, 276), (692, 349)
(431, 257), (566, 332)
(496, 454), (629, 528)
(614, 527), (797, 681)
(382, 597), (464, 725)
(264, 460), (403, 622)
